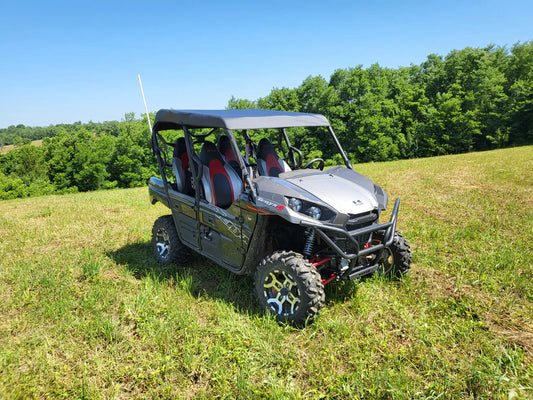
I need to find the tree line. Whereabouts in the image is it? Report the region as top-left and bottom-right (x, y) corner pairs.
(0, 113), (155, 199)
(230, 41), (532, 162)
(1, 41), (531, 199)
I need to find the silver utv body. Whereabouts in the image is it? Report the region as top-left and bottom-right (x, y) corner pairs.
(148, 109), (400, 280)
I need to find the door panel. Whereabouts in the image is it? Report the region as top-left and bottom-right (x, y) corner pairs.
(199, 202), (244, 268)
(239, 206), (258, 251)
(169, 190), (198, 249)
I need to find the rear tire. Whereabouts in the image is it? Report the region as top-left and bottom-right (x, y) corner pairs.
(255, 251), (325, 325)
(151, 215), (190, 265)
(376, 230), (412, 278)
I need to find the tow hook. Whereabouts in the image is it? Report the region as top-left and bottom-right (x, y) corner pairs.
(364, 241), (377, 260)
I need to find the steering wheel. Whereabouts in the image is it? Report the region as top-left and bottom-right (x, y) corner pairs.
(302, 158), (325, 170)
(287, 146), (303, 169)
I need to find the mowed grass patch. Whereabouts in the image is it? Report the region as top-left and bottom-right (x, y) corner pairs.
(0, 140), (43, 154)
(0, 146), (532, 399)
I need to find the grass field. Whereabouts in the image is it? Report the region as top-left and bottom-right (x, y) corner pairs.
(0, 140), (43, 154)
(1, 146), (532, 399)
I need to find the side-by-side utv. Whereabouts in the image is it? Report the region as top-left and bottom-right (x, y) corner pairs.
(148, 109), (411, 325)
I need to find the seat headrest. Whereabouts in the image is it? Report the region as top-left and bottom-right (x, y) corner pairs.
(257, 138), (277, 158)
(217, 135), (231, 152)
(200, 141), (224, 165)
(173, 137), (187, 158)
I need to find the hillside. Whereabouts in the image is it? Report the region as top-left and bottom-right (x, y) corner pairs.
(0, 139), (42, 154)
(0, 146), (532, 398)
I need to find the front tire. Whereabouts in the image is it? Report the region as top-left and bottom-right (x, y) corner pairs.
(151, 215), (190, 265)
(376, 230), (412, 278)
(254, 251), (325, 325)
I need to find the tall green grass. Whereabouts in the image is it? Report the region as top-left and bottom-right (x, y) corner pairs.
(1, 146), (532, 399)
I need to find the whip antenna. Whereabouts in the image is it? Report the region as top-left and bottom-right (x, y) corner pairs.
(138, 74), (153, 132)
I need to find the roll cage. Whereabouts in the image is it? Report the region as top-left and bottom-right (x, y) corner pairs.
(151, 109), (354, 207)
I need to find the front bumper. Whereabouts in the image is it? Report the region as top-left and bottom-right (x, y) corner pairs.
(300, 198), (400, 259)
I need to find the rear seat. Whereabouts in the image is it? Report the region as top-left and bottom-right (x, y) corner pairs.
(217, 135), (243, 179)
(199, 141), (243, 208)
(172, 137), (193, 195)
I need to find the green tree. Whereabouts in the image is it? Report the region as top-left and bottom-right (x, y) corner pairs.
(257, 87), (300, 111)
(44, 127), (115, 192)
(109, 119), (154, 188)
(0, 144), (48, 183)
(226, 96), (257, 110)
(506, 41), (533, 145)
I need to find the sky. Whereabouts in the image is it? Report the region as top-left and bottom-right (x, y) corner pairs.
(1, 0), (532, 129)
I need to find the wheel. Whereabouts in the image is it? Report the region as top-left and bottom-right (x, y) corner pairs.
(375, 230), (412, 278)
(302, 158), (325, 170)
(254, 251), (325, 325)
(151, 215), (190, 265)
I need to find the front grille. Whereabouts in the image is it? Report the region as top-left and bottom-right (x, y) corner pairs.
(345, 210), (378, 232)
(343, 210), (379, 252)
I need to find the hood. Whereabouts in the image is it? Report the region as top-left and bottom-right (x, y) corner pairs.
(283, 170), (378, 214)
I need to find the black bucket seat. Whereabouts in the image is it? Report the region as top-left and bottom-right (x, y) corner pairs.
(172, 137), (192, 195)
(256, 138), (291, 177)
(217, 135), (242, 179)
(199, 141), (243, 208)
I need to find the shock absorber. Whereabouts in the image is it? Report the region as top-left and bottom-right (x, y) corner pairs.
(303, 228), (316, 257)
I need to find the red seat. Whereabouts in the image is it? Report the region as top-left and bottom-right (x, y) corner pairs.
(199, 141), (243, 208)
(256, 138), (291, 177)
(217, 135), (242, 179)
(172, 137), (192, 195)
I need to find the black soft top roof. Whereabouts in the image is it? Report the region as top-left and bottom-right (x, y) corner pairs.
(153, 109), (330, 131)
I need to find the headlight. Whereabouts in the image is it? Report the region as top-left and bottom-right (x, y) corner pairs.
(288, 197), (302, 212)
(285, 197), (335, 222)
(307, 206), (322, 220)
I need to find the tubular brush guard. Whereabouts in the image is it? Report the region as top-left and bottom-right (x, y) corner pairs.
(300, 198), (400, 259)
